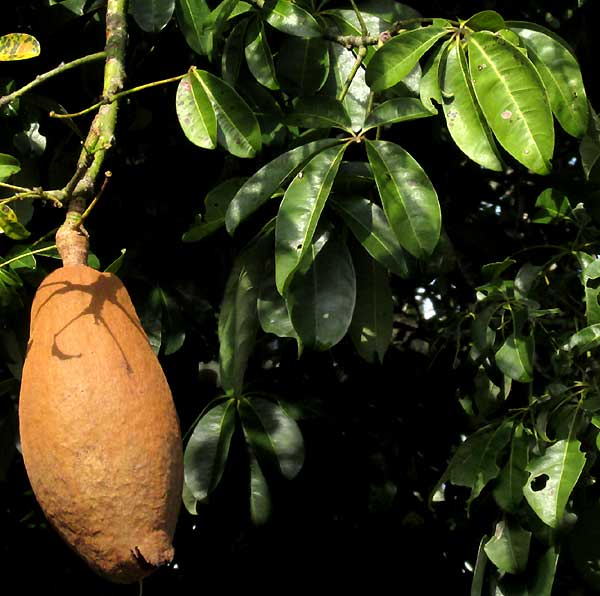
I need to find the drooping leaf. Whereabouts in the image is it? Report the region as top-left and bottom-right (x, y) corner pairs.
(348, 243), (393, 364)
(580, 108), (600, 183)
(261, 0), (321, 38)
(0, 154), (21, 181)
(226, 138), (341, 234)
(331, 195), (410, 278)
(176, 73), (217, 150)
(276, 37), (329, 96)
(363, 98), (433, 131)
(366, 140), (441, 259)
(221, 18), (248, 86)
(440, 38), (503, 171)
(0, 205), (31, 240)
(532, 188), (571, 223)
(528, 547), (559, 596)
(523, 439), (586, 527)
(219, 231), (272, 394)
(484, 520), (531, 574)
(468, 31), (554, 175)
(286, 96), (353, 132)
(184, 398), (237, 501)
(192, 68), (262, 158)
(511, 25), (588, 137)
(175, 0), (212, 55)
(464, 10), (505, 32)
(245, 17), (279, 91)
(130, 0), (175, 33)
(582, 258), (600, 325)
(247, 448), (271, 525)
(239, 396), (304, 479)
(419, 39), (449, 113)
(563, 324), (600, 353)
(471, 537), (488, 596)
(496, 333), (534, 383)
(183, 177), (246, 242)
(0, 34), (40, 61)
(275, 143), (347, 294)
(286, 234), (356, 351)
(470, 305), (498, 361)
(515, 263), (542, 298)
(365, 26), (449, 92)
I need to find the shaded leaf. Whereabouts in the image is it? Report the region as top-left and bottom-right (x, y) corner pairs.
(363, 98), (433, 131)
(484, 520), (531, 574)
(245, 17), (279, 90)
(275, 143), (347, 294)
(523, 439), (586, 527)
(276, 37), (329, 96)
(365, 26), (449, 92)
(130, 0), (175, 33)
(366, 140), (441, 259)
(0, 34), (40, 61)
(226, 138), (341, 234)
(468, 31), (554, 175)
(471, 537), (488, 596)
(184, 399), (236, 501)
(563, 324), (600, 353)
(248, 449), (271, 525)
(262, 0), (321, 38)
(349, 243), (393, 364)
(175, 0), (212, 55)
(221, 18), (247, 86)
(419, 39), (448, 113)
(286, 96), (352, 131)
(176, 73), (217, 150)
(528, 547), (559, 596)
(332, 195), (410, 278)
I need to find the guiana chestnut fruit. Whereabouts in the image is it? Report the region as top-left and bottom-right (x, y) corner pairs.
(18, 258), (183, 583)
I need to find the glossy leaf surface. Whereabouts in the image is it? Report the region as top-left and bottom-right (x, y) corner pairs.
(276, 37), (329, 96)
(262, 0), (321, 38)
(484, 520), (531, 574)
(175, 0), (212, 55)
(176, 73), (217, 150)
(363, 98), (433, 131)
(130, 0), (175, 33)
(286, 96), (353, 131)
(245, 18), (279, 90)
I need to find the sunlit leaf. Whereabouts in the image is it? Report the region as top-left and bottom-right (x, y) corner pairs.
(0, 34), (40, 61)
(184, 399), (236, 501)
(365, 26), (449, 92)
(464, 10), (505, 32)
(582, 258), (600, 325)
(261, 0), (321, 38)
(275, 143), (347, 294)
(175, 0), (212, 55)
(0, 205), (31, 240)
(440, 38), (503, 171)
(176, 73), (217, 150)
(468, 31), (554, 175)
(524, 438), (585, 528)
(245, 17), (279, 90)
(363, 98), (433, 131)
(130, 0), (175, 33)
(0, 154), (21, 182)
(563, 324), (600, 353)
(484, 519), (531, 574)
(366, 140), (441, 259)
(419, 39), (448, 113)
(496, 333), (533, 383)
(532, 188), (571, 223)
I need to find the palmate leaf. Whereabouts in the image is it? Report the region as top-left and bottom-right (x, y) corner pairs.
(484, 519), (531, 574)
(523, 439), (586, 528)
(226, 139), (342, 234)
(467, 31), (554, 175)
(184, 398), (236, 502)
(130, 0), (175, 33)
(245, 17), (279, 91)
(331, 195), (410, 278)
(261, 0), (321, 38)
(275, 143), (347, 294)
(348, 243), (393, 364)
(511, 25), (588, 138)
(366, 140), (440, 259)
(286, 234), (356, 351)
(365, 26), (449, 92)
(440, 38), (503, 171)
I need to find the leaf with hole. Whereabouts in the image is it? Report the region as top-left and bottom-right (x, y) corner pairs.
(464, 10), (505, 32)
(468, 31), (554, 175)
(366, 140), (441, 259)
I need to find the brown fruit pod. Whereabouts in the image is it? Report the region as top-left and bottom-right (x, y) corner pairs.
(19, 264), (184, 583)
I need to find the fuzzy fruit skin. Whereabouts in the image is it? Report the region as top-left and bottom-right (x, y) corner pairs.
(19, 264), (183, 583)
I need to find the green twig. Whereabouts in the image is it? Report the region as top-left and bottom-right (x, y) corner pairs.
(0, 245), (58, 270)
(349, 0), (368, 36)
(338, 46), (367, 102)
(50, 73), (187, 120)
(0, 52), (106, 108)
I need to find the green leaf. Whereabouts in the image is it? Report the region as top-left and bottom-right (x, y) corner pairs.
(262, 0), (321, 38)
(419, 39), (448, 113)
(219, 232), (271, 394)
(495, 333), (534, 382)
(286, 234), (356, 351)
(286, 96), (352, 132)
(226, 138), (341, 234)
(240, 396), (304, 479)
(366, 140), (441, 259)
(130, 0), (175, 33)
(0, 154), (21, 181)
(468, 31), (554, 175)
(182, 478), (198, 515)
(0, 33), (40, 61)
(523, 439), (586, 527)
(349, 243), (393, 364)
(332, 195), (410, 278)
(464, 10), (505, 32)
(248, 449), (271, 525)
(532, 188), (571, 223)
(528, 547), (559, 596)
(515, 263), (542, 298)
(440, 38), (503, 171)
(363, 98), (433, 131)
(183, 177), (246, 242)
(580, 108), (600, 182)
(511, 26), (588, 138)
(484, 520), (531, 574)
(275, 143), (347, 294)
(3, 245), (36, 271)
(276, 37), (329, 96)
(471, 537), (488, 596)
(0, 205), (31, 240)
(221, 18), (248, 86)
(333, 162), (374, 195)
(175, 0), (212, 55)
(493, 424), (530, 513)
(184, 399), (236, 501)
(563, 324), (600, 353)
(470, 305), (497, 361)
(245, 17), (279, 91)
(365, 26), (449, 92)
(443, 420), (513, 505)
(192, 68), (262, 158)
(582, 258), (600, 325)
(176, 72), (217, 150)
